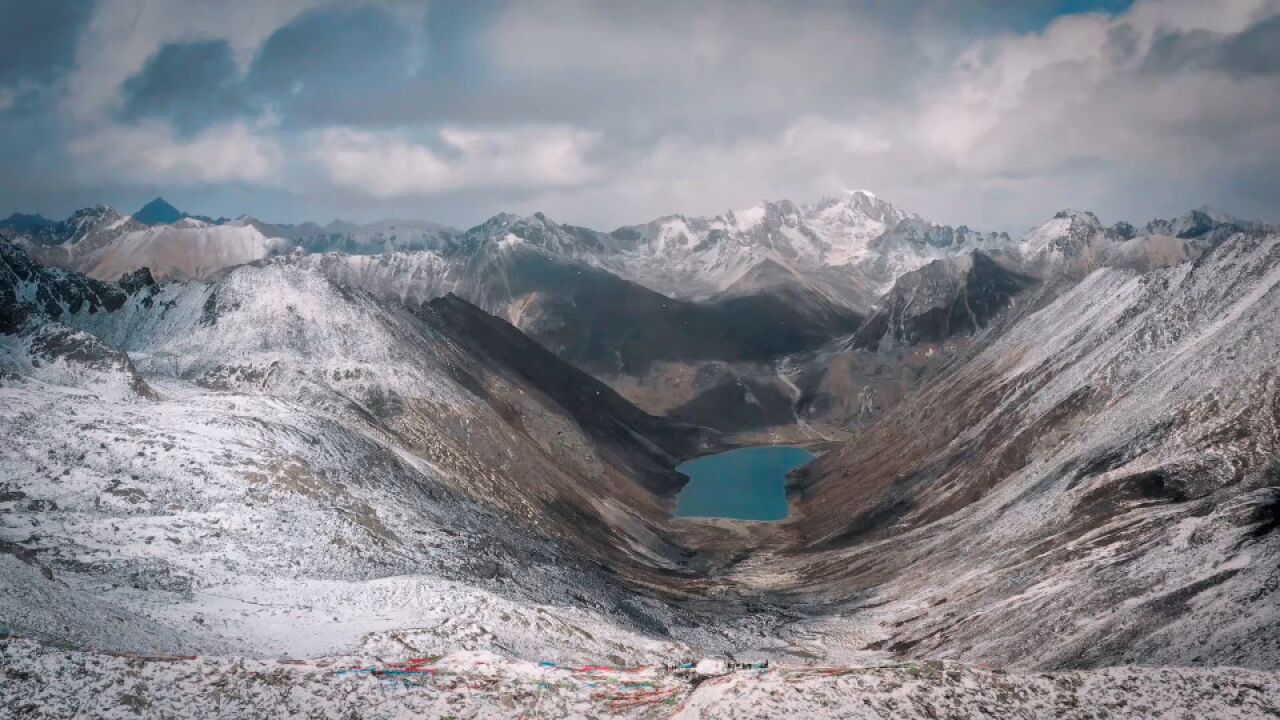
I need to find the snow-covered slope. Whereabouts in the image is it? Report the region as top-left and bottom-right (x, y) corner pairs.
(786, 223), (1280, 669)
(0, 240), (728, 664)
(4, 203), (1280, 717)
(79, 218), (285, 281)
(6, 637), (1277, 719)
(2, 207), (285, 282)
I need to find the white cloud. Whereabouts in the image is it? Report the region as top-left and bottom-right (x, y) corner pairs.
(69, 120), (282, 185)
(311, 126), (601, 197)
(482, 1), (904, 124)
(63, 0), (325, 121)
(502, 116), (899, 228)
(470, 0), (1280, 231)
(13, 0), (1279, 229)
(914, 0), (1279, 173)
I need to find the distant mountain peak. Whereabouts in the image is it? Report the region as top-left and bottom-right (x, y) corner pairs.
(0, 212), (54, 233)
(133, 197), (185, 225)
(808, 189), (917, 227)
(1052, 208), (1101, 224)
(1143, 206), (1256, 240)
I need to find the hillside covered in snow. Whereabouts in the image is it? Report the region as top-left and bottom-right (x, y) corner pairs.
(3, 194), (1280, 717)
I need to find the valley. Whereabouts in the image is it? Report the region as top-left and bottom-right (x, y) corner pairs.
(3, 192), (1279, 717)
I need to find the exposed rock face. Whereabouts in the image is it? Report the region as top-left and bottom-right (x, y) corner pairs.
(417, 293), (711, 495)
(0, 237), (135, 332)
(296, 244), (863, 378)
(1, 239), (156, 398)
(849, 251), (1036, 351)
(132, 197), (185, 225)
(781, 224), (1280, 669)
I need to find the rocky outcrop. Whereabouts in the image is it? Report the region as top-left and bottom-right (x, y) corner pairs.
(849, 251), (1035, 351)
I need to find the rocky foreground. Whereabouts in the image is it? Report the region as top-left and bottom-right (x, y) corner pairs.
(3, 637), (1279, 720)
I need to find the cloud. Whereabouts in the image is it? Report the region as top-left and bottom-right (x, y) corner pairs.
(69, 120), (282, 186)
(246, 4), (415, 126)
(63, 0), (325, 121)
(877, 0), (1280, 224)
(120, 40), (247, 134)
(497, 116), (902, 229)
(2, 0), (1278, 230)
(0, 1), (91, 88)
(311, 126), (602, 197)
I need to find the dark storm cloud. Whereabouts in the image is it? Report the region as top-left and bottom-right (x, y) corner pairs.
(1142, 13), (1280, 77)
(120, 40), (247, 134)
(245, 4), (414, 126)
(0, 0), (91, 88)
(1219, 13), (1280, 76)
(115, 4), (418, 132)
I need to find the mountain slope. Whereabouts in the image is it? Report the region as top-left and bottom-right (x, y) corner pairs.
(3, 190), (1004, 314)
(776, 224), (1280, 669)
(132, 197), (185, 225)
(0, 240), (727, 661)
(849, 251), (1036, 351)
(298, 243), (863, 378)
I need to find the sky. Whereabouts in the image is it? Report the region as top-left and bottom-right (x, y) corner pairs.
(1, 0), (1278, 233)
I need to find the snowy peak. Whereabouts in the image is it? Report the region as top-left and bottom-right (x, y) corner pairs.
(435, 190), (1004, 309)
(1145, 206), (1261, 240)
(872, 218), (1010, 253)
(806, 189), (917, 228)
(727, 199), (803, 233)
(1021, 209), (1106, 256)
(459, 211), (614, 257)
(6, 205), (137, 248)
(67, 204), (128, 234)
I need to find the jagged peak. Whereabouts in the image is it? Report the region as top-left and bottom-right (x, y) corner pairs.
(469, 210), (563, 236)
(70, 204), (120, 219)
(807, 189), (917, 226)
(1144, 206), (1258, 239)
(0, 212), (54, 232)
(1051, 208), (1102, 225)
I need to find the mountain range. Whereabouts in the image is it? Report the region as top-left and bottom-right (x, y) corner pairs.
(5, 191), (1236, 436)
(2, 190), (1278, 715)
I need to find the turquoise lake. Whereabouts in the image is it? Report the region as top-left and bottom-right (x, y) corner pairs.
(674, 446), (815, 521)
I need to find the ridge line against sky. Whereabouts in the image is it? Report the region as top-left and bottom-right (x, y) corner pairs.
(2, 0), (1278, 234)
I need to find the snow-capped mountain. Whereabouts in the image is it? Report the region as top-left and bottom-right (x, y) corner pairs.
(1, 204), (139, 249)
(0, 190), (1007, 312)
(592, 190), (995, 307)
(3, 199), (1280, 715)
(249, 216), (457, 255)
(0, 237), (730, 660)
(0, 202), (457, 283)
(788, 218), (1280, 669)
(1, 204), (279, 282)
(292, 236), (862, 379)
